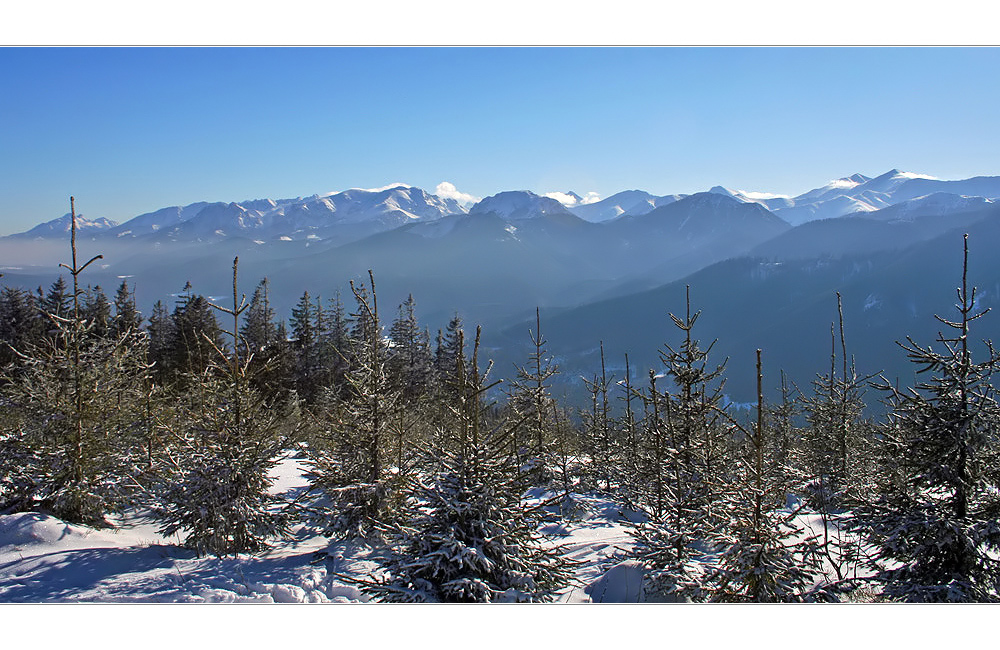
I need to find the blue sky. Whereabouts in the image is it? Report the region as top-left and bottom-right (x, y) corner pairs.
(2, 47), (999, 234)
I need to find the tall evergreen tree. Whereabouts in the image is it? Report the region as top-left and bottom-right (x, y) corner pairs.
(799, 294), (871, 509)
(289, 290), (326, 403)
(581, 341), (617, 492)
(81, 285), (112, 340)
(863, 235), (1000, 602)
(388, 294), (435, 401)
(112, 279), (143, 337)
(0, 286), (43, 371)
(39, 276), (71, 322)
(434, 312), (465, 396)
(167, 283), (223, 381)
(240, 278), (293, 399)
(146, 300), (173, 384)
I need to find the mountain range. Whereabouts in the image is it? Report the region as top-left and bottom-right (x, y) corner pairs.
(3, 169), (1000, 405)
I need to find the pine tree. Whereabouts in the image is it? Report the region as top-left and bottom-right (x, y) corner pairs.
(240, 278), (293, 400)
(615, 352), (643, 509)
(0, 286), (43, 371)
(863, 235), (1000, 602)
(0, 198), (149, 524)
(166, 283), (223, 382)
(387, 294), (435, 402)
(81, 285), (112, 340)
(364, 327), (574, 602)
(629, 287), (728, 601)
(289, 290), (326, 403)
(581, 341), (616, 492)
(796, 295), (873, 585)
(39, 276), (71, 322)
(146, 300), (173, 384)
(153, 258), (295, 556)
(306, 271), (403, 536)
(799, 293), (870, 509)
(324, 292), (351, 398)
(710, 350), (821, 602)
(112, 279), (143, 337)
(434, 312), (465, 397)
(506, 307), (559, 485)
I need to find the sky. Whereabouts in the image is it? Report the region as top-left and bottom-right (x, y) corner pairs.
(2, 46), (1000, 234)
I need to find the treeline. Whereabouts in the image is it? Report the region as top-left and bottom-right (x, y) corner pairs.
(1, 204), (999, 603)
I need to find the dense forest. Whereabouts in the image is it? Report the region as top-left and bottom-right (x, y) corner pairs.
(2, 201), (999, 603)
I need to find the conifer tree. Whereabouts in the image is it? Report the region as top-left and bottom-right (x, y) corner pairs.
(434, 313), (465, 397)
(165, 283), (223, 381)
(365, 327), (574, 602)
(323, 292), (351, 398)
(306, 271), (403, 536)
(112, 279), (143, 337)
(153, 258), (294, 556)
(240, 278), (293, 399)
(387, 294), (435, 401)
(799, 294), (870, 509)
(289, 290), (334, 403)
(0, 198), (149, 524)
(796, 295), (872, 584)
(629, 287), (728, 601)
(146, 300), (173, 385)
(81, 285), (112, 340)
(710, 350), (821, 602)
(506, 307), (559, 484)
(863, 235), (1000, 602)
(0, 286), (43, 371)
(39, 276), (71, 322)
(581, 341), (616, 492)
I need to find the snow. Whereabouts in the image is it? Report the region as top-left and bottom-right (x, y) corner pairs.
(0, 448), (893, 606)
(0, 454), (644, 604)
(0, 455), (376, 603)
(738, 190), (791, 200)
(544, 191), (600, 207)
(825, 178), (863, 190)
(584, 560), (645, 602)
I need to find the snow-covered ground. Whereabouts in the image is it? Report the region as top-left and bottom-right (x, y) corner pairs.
(1, 456), (984, 650)
(0, 457), (635, 604)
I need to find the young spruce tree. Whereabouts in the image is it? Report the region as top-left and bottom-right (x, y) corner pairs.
(365, 327), (574, 602)
(863, 235), (1000, 602)
(153, 258), (295, 556)
(0, 198), (149, 524)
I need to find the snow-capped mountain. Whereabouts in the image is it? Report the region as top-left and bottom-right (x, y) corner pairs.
(618, 191), (790, 238)
(568, 190), (683, 223)
(712, 169), (1000, 227)
(867, 192), (994, 222)
(10, 213), (119, 239)
(107, 202), (215, 238)
(10, 170), (1000, 246)
(469, 191), (574, 220)
(77, 185), (468, 244)
(269, 186), (465, 233)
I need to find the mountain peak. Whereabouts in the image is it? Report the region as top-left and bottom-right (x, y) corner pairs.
(11, 213), (118, 238)
(708, 185), (738, 198)
(470, 191), (572, 220)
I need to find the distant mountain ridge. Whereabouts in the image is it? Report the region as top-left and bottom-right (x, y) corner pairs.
(4, 168), (1000, 408)
(9, 170), (1000, 244)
